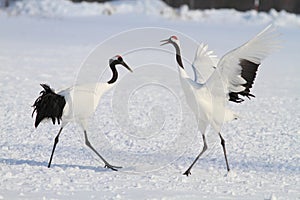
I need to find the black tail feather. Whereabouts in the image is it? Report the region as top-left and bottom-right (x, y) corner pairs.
(229, 59), (259, 103)
(32, 84), (66, 128)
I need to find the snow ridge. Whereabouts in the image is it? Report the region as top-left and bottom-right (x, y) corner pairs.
(2, 0), (300, 26)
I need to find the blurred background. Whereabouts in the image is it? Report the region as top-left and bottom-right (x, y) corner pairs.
(1, 0), (300, 13)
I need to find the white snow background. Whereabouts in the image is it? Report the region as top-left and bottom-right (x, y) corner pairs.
(0, 0), (299, 199)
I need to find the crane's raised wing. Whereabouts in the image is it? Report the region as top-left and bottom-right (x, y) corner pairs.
(192, 43), (218, 84)
(207, 25), (280, 103)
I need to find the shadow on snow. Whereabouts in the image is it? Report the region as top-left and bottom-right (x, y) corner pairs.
(0, 158), (109, 172)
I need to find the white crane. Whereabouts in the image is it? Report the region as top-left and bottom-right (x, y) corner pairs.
(160, 25), (279, 176)
(32, 55), (132, 171)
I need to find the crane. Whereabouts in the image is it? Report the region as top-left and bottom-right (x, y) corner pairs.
(160, 25), (279, 176)
(32, 55), (132, 171)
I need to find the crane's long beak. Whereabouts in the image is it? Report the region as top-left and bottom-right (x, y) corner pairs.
(121, 61), (133, 72)
(160, 38), (170, 46)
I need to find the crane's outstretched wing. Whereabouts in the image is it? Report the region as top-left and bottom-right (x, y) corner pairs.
(192, 43), (218, 84)
(207, 25), (280, 103)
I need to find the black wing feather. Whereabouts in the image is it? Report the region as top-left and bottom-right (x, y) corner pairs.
(32, 84), (66, 128)
(229, 59), (260, 103)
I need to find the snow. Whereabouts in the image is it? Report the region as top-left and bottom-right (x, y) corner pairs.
(3, 0), (300, 27)
(0, 0), (299, 199)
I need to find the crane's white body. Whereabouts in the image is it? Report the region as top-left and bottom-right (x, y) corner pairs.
(178, 67), (236, 134)
(58, 82), (113, 129)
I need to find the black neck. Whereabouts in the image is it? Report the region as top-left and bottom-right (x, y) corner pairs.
(107, 63), (118, 84)
(174, 44), (184, 69)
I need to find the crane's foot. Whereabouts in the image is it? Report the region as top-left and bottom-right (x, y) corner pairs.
(183, 169), (191, 176)
(104, 163), (122, 171)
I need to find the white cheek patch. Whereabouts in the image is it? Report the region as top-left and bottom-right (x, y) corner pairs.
(109, 58), (114, 65)
(109, 56), (118, 64)
(109, 55), (122, 65)
(172, 39), (180, 46)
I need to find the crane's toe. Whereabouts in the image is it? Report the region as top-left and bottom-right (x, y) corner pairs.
(183, 170), (191, 176)
(104, 163), (122, 171)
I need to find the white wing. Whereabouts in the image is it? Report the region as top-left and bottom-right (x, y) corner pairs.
(192, 43), (218, 84)
(201, 25), (279, 132)
(207, 24), (280, 102)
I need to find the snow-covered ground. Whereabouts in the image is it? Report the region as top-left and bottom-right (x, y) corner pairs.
(0, 0), (299, 199)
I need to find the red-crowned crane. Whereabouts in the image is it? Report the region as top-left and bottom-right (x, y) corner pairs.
(160, 25), (279, 176)
(32, 55), (132, 171)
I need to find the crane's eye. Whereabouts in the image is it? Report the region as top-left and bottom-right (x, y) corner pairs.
(117, 56), (123, 62)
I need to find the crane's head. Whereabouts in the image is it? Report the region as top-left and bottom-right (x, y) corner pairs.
(109, 55), (133, 72)
(160, 35), (180, 47)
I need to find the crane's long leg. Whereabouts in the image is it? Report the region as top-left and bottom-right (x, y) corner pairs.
(84, 130), (122, 171)
(219, 132), (230, 172)
(48, 127), (63, 168)
(183, 134), (207, 176)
